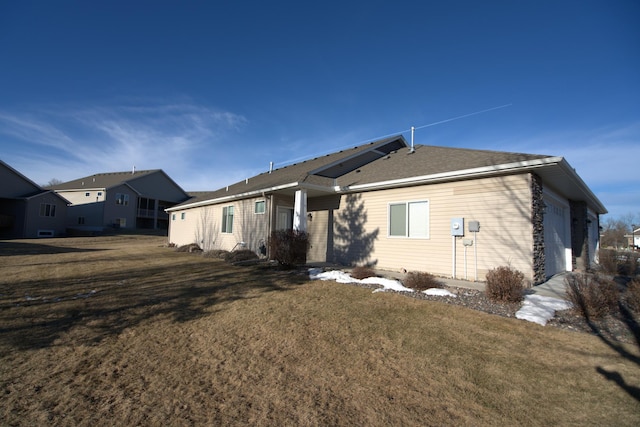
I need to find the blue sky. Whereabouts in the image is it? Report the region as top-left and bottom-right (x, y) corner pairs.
(0, 1), (638, 219)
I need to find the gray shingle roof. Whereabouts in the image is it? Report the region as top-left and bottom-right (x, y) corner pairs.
(47, 170), (160, 190)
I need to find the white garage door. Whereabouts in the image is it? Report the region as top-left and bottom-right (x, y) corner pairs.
(544, 196), (570, 277)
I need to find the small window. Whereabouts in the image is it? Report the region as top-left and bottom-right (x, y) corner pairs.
(389, 200), (429, 238)
(39, 203), (56, 217)
(255, 200), (265, 214)
(222, 206), (234, 233)
(115, 193), (129, 206)
(97, 192), (103, 196)
(181, 212), (185, 220)
(172, 214), (176, 221)
(78, 217), (85, 225)
(85, 192), (90, 197)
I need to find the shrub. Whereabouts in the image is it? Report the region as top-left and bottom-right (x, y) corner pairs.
(224, 249), (259, 264)
(565, 273), (619, 319)
(403, 271), (443, 291)
(351, 266), (376, 280)
(485, 266), (524, 303)
(202, 249), (229, 259)
(269, 229), (309, 268)
(598, 249), (618, 275)
(175, 243), (202, 253)
(625, 278), (640, 313)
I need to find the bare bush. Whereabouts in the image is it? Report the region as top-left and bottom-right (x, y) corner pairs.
(202, 249), (229, 259)
(351, 266), (376, 280)
(175, 243), (202, 253)
(403, 271), (443, 291)
(485, 266), (524, 303)
(269, 230), (309, 268)
(597, 249), (618, 275)
(565, 274), (619, 319)
(625, 279), (640, 313)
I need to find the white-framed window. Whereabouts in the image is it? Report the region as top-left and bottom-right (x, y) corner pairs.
(222, 206), (234, 233)
(388, 200), (429, 238)
(172, 214), (176, 221)
(181, 212), (185, 220)
(85, 192), (90, 197)
(255, 200), (265, 214)
(39, 203), (56, 217)
(98, 192), (103, 196)
(115, 193), (129, 206)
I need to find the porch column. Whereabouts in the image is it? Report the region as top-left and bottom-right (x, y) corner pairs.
(293, 189), (307, 232)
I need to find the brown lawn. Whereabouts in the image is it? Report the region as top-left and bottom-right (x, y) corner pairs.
(1, 234), (639, 426)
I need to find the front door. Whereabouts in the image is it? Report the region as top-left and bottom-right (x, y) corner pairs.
(276, 206), (293, 230)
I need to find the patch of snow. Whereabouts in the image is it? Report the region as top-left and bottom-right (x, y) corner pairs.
(516, 295), (572, 326)
(423, 288), (457, 298)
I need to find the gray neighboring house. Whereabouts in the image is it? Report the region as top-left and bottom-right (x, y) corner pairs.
(0, 160), (69, 238)
(48, 169), (189, 233)
(166, 136), (607, 284)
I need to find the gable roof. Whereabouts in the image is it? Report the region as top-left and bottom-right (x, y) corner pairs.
(47, 169), (160, 191)
(168, 135), (607, 214)
(0, 159), (43, 198)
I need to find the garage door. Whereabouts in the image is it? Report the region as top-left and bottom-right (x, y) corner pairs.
(544, 196), (570, 277)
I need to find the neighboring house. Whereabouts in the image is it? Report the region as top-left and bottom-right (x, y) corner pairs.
(166, 136), (606, 284)
(49, 169), (189, 232)
(0, 160), (69, 238)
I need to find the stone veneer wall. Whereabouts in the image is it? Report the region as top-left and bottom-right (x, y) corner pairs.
(570, 200), (589, 271)
(531, 173), (546, 284)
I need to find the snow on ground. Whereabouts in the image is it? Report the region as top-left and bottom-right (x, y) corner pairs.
(516, 294), (572, 326)
(309, 268), (570, 326)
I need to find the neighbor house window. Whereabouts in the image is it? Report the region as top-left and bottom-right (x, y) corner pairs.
(78, 216), (85, 225)
(181, 212), (185, 220)
(255, 200), (265, 214)
(222, 206), (234, 233)
(97, 192), (103, 196)
(115, 193), (129, 206)
(388, 200), (429, 238)
(85, 192), (90, 197)
(39, 203), (56, 217)
(172, 214), (176, 221)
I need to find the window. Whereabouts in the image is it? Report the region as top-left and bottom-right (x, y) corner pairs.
(115, 193), (129, 206)
(222, 206), (234, 233)
(98, 192), (103, 196)
(39, 203), (56, 217)
(78, 217), (85, 225)
(85, 192), (90, 197)
(255, 200), (265, 214)
(172, 214), (176, 221)
(388, 200), (429, 238)
(181, 212), (185, 220)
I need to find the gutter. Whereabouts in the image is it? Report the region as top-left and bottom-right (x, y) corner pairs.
(165, 182), (301, 212)
(342, 157), (564, 192)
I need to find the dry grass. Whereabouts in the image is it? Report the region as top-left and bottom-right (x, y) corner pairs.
(1, 235), (639, 426)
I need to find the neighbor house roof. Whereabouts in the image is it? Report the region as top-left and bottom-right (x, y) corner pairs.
(47, 169), (160, 191)
(168, 135), (607, 214)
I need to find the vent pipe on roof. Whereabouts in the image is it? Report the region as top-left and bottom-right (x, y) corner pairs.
(409, 126), (415, 153)
(132, 165), (136, 174)
(245, 178), (249, 184)
(269, 161), (273, 174)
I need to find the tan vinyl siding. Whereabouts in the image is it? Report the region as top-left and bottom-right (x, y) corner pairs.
(330, 174), (534, 281)
(168, 196), (269, 253)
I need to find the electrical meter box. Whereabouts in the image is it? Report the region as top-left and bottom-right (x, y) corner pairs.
(450, 217), (464, 236)
(468, 220), (480, 232)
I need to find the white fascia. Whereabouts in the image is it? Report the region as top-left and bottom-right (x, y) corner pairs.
(165, 182), (301, 212)
(341, 157), (564, 193)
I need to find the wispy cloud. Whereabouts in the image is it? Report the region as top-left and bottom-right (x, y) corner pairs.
(0, 99), (248, 188)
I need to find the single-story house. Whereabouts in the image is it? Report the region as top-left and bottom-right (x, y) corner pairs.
(49, 169), (190, 232)
(0, 159), (69, 238)
(166, 136), (606, 284)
